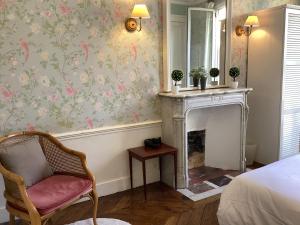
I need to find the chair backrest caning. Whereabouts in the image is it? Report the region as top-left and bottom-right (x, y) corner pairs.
(39, 137), (86, 176)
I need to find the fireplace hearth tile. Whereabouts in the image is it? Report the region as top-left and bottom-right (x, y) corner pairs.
(208, 175), (232, 187)
(188, 182), (214, 194)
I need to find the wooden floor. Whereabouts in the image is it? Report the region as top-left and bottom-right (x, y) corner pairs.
(2, 182), (220, 225)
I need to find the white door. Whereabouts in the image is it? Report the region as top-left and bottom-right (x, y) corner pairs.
(280, 9), (300, 159)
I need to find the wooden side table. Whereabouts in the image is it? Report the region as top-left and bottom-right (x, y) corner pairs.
(128, 144), (177, 200)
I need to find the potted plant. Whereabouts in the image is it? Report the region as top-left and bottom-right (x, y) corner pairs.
(210, 68), (219, 86)
(229, 67), (240, 89)
(199, 67), (208, 90)
(171, 70), (183, 94)
(190, 68), (201, 87)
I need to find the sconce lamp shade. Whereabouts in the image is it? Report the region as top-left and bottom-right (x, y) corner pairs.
(131, 4), (150, 19)
(244, 16), (260, 27)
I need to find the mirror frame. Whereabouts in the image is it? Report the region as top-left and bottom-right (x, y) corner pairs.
(162, 0), (232, 92)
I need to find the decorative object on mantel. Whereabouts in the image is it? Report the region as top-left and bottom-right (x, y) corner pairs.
(190, 68), (201, 88)
(209, 68), (220, 86)
(229, 67), (240, 89)
(144, 137), (162, 149)
(199, 67), (208, 90)
(171, 70), (183, 94)
(125, 4), (150, 32)
(68, 218), (131, 225)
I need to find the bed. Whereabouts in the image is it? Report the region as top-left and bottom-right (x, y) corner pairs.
(217, 154), (300, 225)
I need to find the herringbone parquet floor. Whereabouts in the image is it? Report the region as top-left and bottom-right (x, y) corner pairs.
(2, 182), (220, 225)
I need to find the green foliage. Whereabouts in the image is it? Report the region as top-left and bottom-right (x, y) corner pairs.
(209, 68), (220, 78)
(229, 67), (240, 81)
(171, 70), (184, 85)
(190, 67), (207, 79)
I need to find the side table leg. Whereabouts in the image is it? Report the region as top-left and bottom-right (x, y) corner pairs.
(174, 153), (177, 190)
(129, 154), (133, 190)
(159, 156), (162, 182)
(142, 160), (147, 200)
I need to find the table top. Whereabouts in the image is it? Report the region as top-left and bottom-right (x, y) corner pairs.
(128, 144), (177, 159)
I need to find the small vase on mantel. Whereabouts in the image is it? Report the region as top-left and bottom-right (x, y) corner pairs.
(229, 67), (240, 89)
(200, 76), (207, 90)
(193, 77), (199, 87)
(230, 81), (239, 89)
(171, 70), (184, 95)
(172, 85), (180, 94)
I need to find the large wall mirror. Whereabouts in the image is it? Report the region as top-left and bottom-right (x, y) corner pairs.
(163, 0), (232, 91)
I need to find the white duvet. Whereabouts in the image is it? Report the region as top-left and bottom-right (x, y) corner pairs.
(218, 154), (300, 225)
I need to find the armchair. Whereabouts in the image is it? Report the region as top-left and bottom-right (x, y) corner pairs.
(0, 131), (98, 225)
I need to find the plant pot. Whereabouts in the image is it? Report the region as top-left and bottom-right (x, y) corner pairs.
(193, 77), (199, 87)
(210, 80), (218, 86)
(230, 81), (239, 89)
(200, 77), (207, 90)
(172, 85), (180, 94)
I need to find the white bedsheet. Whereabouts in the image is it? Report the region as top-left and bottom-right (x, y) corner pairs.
(217, 154), (300, 225)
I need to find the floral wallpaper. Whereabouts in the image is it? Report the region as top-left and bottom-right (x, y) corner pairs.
(0, 0), (162, 135)
(1, 0), (299, 135)
(231, 0), (300, 87)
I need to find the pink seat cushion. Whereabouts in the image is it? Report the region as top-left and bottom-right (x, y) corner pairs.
(27, 175), (92, 215)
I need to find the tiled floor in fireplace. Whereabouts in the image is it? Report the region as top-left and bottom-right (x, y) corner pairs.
(188, 166), (241, 194)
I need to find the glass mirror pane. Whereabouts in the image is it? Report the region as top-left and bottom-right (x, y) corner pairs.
(170, 0), (227, 88)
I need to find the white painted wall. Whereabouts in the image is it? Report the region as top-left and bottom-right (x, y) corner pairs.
(0, 121), (162, 223)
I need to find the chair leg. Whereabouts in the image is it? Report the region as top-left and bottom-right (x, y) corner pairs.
(9, 214), (15, 225)
(92, 190), (99, 225)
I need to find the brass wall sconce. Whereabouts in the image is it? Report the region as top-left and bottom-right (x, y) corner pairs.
(236, 15), (260, 36)
(125, 4), (150, 32)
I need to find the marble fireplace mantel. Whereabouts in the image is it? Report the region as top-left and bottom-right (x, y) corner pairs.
(158, 87), (252, 188)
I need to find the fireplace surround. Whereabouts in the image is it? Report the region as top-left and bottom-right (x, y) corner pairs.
(159, 88), (252, 188)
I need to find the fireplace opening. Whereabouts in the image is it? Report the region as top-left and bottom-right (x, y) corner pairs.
(188, 130), (205, 169)
(187, 129), (240, 194)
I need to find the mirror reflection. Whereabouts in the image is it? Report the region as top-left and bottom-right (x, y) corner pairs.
(170, 0), (227, 88)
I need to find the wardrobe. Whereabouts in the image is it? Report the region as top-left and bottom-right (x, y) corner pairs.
(247, 4), (300, 164)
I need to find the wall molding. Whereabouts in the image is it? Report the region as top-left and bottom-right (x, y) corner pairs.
(54, 120), (162, 141)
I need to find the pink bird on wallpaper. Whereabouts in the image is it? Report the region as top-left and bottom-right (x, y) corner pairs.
(80, 41), (89, 62)
(113, 0), (121, 18)
(0, 0), (6, 11)
(0, 86), (13, 100)
(114, 6), (121, 18)
(130, 43), (137, 61)
(59, 3), (72, 16)
(19, 38), (29, 63)
(133, 112), (140, 123)
(86, 117), (94, 129)
(117, 83), (125, 92)
(66, 85), (76, 96)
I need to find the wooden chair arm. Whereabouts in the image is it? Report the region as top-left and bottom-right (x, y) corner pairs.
(0, 163), (24, 185)
(60, 148), (95, 182)
(0, 163), (40, 219)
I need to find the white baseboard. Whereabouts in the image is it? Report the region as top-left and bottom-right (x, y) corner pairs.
(96, 176), (130, 197)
